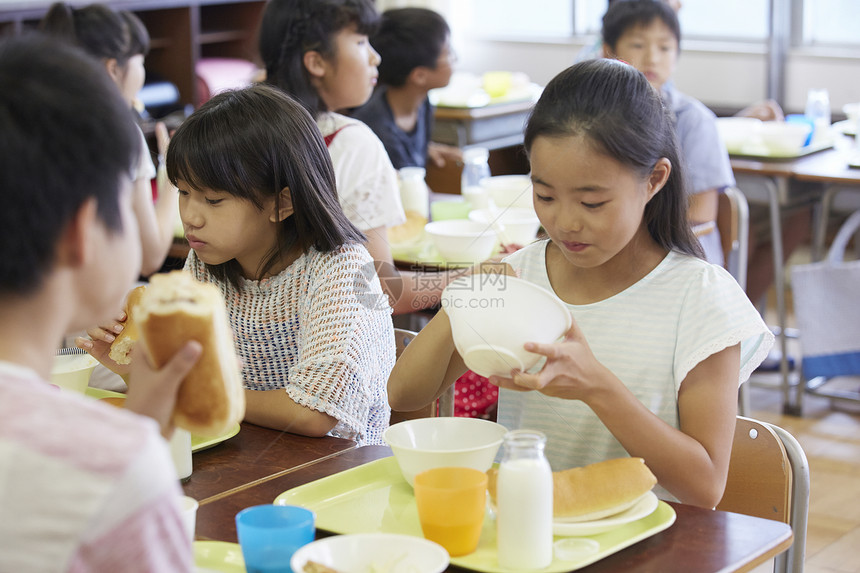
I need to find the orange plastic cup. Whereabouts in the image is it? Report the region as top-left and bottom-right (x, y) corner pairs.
(413, 466), (488, 557)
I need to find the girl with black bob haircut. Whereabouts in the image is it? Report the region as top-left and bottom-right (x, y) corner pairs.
(164, 84), (395, 446)
(166, 84), (364, 287)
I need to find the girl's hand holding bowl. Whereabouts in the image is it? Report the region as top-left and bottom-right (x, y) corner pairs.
(488, 319), (612, 401)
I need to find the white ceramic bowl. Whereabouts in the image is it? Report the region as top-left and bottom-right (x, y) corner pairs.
(843, 102), (860, 123)
(468, 207), (540, 246)
(482, 174), (534, 210)
(383, 417), (508, 486)
(759, 121), (813, 153)
(50, 353), (98, 393)
(442, 275), (571, 378)
(424, 220), (497, 264)
(291, 533), (449, 573)
(715, 117), (762, 150)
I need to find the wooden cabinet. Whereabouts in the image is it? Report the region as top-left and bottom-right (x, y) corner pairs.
(0, 0), (265, 106)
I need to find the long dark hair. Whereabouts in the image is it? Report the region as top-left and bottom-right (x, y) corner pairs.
(39, 2), (149, 65)
(524, 58), (702, 258)
(166, 84), (365, 287)
(258, 0), (379, 117)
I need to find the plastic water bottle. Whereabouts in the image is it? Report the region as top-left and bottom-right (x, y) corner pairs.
(461, 147), (491, 210)
(804, 88), (831, 143)
(496, 430), (554, 569)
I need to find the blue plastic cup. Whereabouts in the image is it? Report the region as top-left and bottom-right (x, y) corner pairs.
(235, 504), (315, 573)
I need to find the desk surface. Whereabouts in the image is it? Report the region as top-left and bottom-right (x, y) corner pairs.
(731, 141), (860, 185)
(195, 445), (792, 573)
(182, 422), (355, 503)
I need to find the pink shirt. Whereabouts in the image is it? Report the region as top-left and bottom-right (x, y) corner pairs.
(0, 362), (192, 572)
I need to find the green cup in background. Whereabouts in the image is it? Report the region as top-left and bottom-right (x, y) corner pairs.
(430, 199), (472, 221)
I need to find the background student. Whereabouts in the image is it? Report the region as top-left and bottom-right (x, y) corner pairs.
(82, 84), (396, 446)
(0, 34), (199, 571)
(40, 2), (179, 277)
(351, 7), (462, 170)
(258, 0), (468, 315)
(389, 59), (773, 507)
(601, 0), (734, 265)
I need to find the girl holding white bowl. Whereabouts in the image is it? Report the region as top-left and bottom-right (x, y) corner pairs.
(388, 59), (772, 509)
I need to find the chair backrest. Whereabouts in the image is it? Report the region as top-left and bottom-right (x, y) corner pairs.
(389, 328), (455, 425)
(717, 187), (753, 416)
(717, 186), (750, 291)
(717, 416), (810, 573)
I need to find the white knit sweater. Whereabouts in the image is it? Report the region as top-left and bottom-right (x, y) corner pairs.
(185, 244), (395, 445)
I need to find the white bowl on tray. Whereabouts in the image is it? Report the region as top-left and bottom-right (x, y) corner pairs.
(482, 174), (534, 210)
(291, 533), (448, 573)
(424, 220), (497, 264)
(382, 417), (508, 487)
(716, 117), (762, 152)
(759, 121), (814, 154)
(441, 275), (571, 378)
(51, 352), (98, 394)
(468, 207), (541, 246)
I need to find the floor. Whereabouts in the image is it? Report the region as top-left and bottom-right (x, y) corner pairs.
(744, 382), (860, 573)
(742, 242), (860, 572)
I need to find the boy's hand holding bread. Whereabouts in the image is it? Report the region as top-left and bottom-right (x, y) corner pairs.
(80, 271), (245, 438)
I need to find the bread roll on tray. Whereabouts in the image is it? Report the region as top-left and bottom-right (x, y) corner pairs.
(136, 271), (245, 437)
(488, 457), (657, 521)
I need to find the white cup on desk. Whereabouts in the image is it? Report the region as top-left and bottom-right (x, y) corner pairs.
(169, 428), (193, 482)
(179, 495), (199, 543)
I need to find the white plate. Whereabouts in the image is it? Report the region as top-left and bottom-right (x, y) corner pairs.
(290, 533), (449, 573)
(553, 491), (659, 537)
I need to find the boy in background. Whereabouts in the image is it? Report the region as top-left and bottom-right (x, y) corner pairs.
(0, 35), (200, 571)
(352, 7), (461, 170)
(602, 0), (734, 265)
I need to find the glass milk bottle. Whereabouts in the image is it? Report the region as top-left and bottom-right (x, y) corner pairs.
(496, 429), (553, 569)
(398, 167), (430, 220)
(461, 147), (491, 210)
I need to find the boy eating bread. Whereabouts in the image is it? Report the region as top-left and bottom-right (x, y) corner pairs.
(0, 35), (200, 571)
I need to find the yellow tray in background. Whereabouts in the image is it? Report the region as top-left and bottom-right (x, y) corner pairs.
(727, 137), (834, 160)
(275, 457), (676, 573)
(84, 387), (240, 453)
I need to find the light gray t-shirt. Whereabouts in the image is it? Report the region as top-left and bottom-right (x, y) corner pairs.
(497, 241), (772, 499)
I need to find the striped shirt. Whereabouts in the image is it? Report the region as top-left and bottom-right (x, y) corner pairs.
(498, 241), (772, 497)
(0, 362), (191, 572)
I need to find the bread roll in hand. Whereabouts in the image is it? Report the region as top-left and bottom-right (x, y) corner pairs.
(488, 457), (657, 522)
(136, 271), (245, 437)
(108, 285), (147, 365)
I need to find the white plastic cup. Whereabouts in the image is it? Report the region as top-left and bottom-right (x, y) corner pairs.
(169, 428), (193, 481)
(179, 495), (198, 543)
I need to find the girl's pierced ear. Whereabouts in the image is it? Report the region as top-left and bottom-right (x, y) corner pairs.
(270, 187), (294, 223)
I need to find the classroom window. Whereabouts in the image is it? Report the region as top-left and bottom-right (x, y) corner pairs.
(801, 0), (860, 46)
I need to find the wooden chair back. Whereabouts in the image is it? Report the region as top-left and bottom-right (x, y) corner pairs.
(389, 328), (455, 425)
(718, 416), (791, 523)
(718, 416), (810, 573)
(717, 186), (750, 291)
